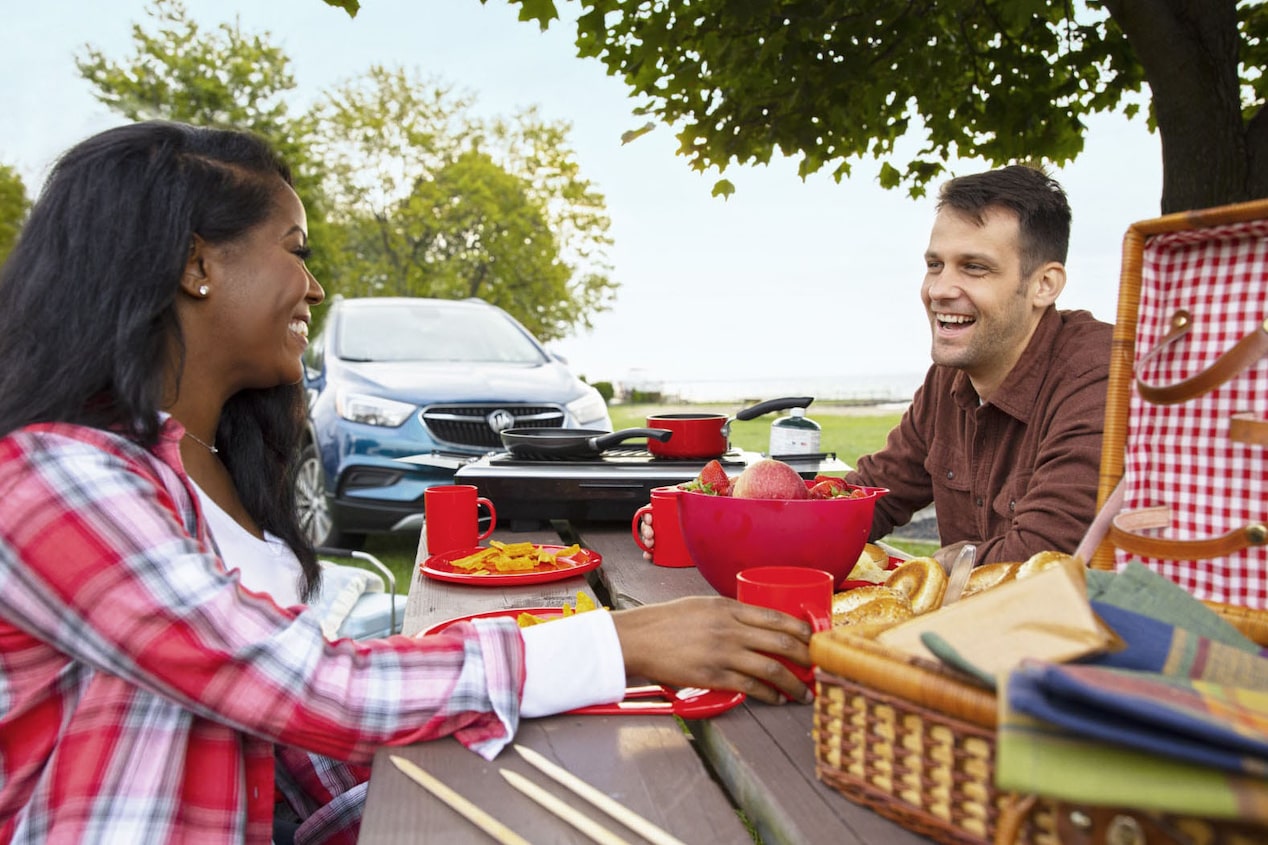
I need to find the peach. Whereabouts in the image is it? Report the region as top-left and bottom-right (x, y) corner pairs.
(731, 458), (809, 500)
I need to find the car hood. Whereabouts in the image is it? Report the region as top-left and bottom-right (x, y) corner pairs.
(334, 359), (586, 404)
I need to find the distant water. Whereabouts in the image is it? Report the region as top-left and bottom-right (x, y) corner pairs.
(618, 372), (926, 404)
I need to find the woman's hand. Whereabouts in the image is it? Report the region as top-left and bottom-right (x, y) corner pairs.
(639, 512), (655, 561)
(611, 596), (814, 704)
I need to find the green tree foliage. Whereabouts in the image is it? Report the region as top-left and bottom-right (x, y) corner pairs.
(76, 0), (315, 180)
(0, 164), (30, 267)
(310, 67), (616, 340)
(80, 1), (615, 340)
(477, 0), (1268, 214)
(76, 0), (336, 284)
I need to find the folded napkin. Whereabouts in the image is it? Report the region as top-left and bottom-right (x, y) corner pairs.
(997, 668), (1268, 822)
(1006, 659), (1268, 775)
(1086, 560), (1262, 651)
(996, 562), (1268, 821)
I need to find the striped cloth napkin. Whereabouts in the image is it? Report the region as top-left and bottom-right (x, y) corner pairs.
(996, 562), (1268, 821)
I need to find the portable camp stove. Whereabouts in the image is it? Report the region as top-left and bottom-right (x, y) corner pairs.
(438, 448), (851, 530)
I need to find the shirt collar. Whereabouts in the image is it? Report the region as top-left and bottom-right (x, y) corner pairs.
(155, 411), (191, 469)
(950, 306), (1061, 422)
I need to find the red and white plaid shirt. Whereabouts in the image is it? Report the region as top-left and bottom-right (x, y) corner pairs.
(0, 420), (527, 843)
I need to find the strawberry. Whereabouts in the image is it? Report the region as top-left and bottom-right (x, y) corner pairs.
(698, 459), (731, 496)
(808, 480), (840, 499)
(809, 477), (864, 499)
(810, 475), (847, 494)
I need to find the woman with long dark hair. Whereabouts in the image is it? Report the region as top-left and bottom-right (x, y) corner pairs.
(0, 121), (814, 843)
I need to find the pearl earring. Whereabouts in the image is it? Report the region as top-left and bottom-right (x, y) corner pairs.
(198, 285), (210, 297)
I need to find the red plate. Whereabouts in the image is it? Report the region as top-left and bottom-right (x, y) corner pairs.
(421, 544), (602, 586)
(422, 607), (565, 635)
(570, 684), (746, 719)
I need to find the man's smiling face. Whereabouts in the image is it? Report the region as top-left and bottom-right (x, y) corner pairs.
(921, 205), (1049, 399)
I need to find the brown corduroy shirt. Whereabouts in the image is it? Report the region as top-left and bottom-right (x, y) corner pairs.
(847, 307), (1113, 564)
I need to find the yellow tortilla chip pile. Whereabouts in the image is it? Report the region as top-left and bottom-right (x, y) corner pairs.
(517, 592), (599, 628)
(448, 541), (582, 574)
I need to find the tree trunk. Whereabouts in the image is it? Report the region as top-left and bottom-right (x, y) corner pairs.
(1104, 0), (1267, 213)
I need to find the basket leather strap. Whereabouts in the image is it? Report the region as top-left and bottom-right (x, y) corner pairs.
(1230, 411), (1268, 447)
(1135, 314), (1268, 405)
(1109, 505), (1268, 559)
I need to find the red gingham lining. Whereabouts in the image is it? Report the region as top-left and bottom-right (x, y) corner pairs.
(1119, 219), (1268, 609)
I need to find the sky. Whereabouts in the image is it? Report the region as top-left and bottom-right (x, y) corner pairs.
(0, 1), (1165, 395)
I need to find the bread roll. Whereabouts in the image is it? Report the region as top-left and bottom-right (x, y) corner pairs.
(831, 585), (898, 616)
(960, 561), (1020, 598)
(1016, 550), (1075, 579)
(845, 543), (890, 583)
(884, 557), (947, 614)
(831, 592), (914, 628)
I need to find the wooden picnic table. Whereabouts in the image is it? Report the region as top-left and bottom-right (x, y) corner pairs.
(357, 519), (929, 844)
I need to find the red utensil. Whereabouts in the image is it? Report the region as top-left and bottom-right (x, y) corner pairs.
(569, 684), (745, 718)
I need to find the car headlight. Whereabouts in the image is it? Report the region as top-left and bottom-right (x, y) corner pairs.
(566, 387), (610, 427)
(336, 391), (417, 427)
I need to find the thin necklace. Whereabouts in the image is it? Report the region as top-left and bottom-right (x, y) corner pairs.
(184, 431), (219, 454)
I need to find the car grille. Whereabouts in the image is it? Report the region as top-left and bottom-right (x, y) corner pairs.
(421, 404), (566, 449)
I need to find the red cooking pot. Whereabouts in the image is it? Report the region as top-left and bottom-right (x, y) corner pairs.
(645, 397), (813, 459)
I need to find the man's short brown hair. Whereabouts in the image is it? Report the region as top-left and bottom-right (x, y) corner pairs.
(937, 164), (1071, 280)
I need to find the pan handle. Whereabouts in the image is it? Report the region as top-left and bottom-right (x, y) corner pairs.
(733, 396), (814, 422)
(589, 427), (674, 451)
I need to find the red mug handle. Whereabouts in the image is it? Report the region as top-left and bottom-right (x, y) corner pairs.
(475, 497), (497, 541)
(801, 602), (832, 633)
(631, 504), (654, 554)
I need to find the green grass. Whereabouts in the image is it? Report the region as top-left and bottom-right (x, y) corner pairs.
(343, 403), (920, 590)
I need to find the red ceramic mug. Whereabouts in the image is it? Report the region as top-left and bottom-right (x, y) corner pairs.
(631, 485), (693, 567)
(735, 565), (833, 692)
(424, 484), (497, 556)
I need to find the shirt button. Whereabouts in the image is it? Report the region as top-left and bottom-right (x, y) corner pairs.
(946, 470), (954, 479)
(975, 497), (983, 507)
(1009, 500), (1016, 512)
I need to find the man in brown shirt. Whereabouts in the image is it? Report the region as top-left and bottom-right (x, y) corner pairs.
(847, 165), (1112, 565)
(641, 165), (1111, 567)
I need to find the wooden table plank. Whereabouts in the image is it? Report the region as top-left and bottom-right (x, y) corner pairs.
(362, 714), (752, 844)
(572, 522), (930, 845)
(358, 525), (749, 844)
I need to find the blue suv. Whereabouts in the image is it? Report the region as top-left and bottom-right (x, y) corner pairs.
(296, 296), (612, 547)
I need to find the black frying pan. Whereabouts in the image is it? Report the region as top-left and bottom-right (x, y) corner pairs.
(500, 427), (673, 459)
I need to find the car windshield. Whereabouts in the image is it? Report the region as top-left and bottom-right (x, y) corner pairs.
(336, 302), (548, 364)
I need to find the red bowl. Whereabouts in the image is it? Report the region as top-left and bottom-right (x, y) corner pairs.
(677, 482), (888, 598)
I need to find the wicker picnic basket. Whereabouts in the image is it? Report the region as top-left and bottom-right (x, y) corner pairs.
(811, 625), (1268, 845)
(811, 200), (1268, 845)
(1088, 197), (1268, 645)
(810, 628), (1059, 845)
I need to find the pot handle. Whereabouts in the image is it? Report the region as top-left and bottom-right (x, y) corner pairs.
(734, 396), (814, 422)
(589, 427), (674, 451)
